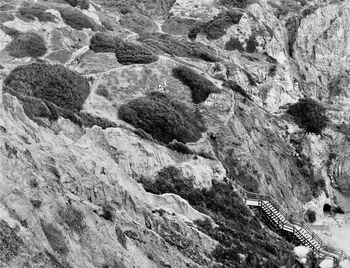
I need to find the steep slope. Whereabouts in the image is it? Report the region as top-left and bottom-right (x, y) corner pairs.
(1, 0), (350, 267)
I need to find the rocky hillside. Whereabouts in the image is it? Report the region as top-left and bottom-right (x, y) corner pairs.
(1, 0), (350, 267)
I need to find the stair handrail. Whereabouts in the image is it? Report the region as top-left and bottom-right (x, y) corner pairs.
(232, 181), (349, 260)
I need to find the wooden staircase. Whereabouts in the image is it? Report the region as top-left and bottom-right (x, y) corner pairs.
(233, 182), (348, 262)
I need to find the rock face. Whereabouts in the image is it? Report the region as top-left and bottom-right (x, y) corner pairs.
(2, 0), (350, 267)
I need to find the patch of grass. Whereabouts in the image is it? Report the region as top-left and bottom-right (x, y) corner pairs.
(89, 32), (121, 53)
(115, 42), (159, 65)
(41, 221), (69, 254)
(138, 33), (219, 62)
(18, 3), (56, 22)
(118, 92), (206, 144)
(172, 66), (221, 104)
(0, 220), (24, 262)
(6, 32), (47, 58)
(59, 7), (104, 31)
(4, 63), (90, 112)
(167, 141), (193, 154)
(287, 98), (328, 135)
(95, 84), (111, 99)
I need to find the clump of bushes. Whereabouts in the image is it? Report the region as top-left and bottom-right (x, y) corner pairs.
(41, 221), (69, 254)
(115, 42), (159, 65)
(305, 209), (316, 223)
(18, 3), (56, 22)
(140, 168), (291, 267)
(59, 7), (104, 31)
(167, 141), (193, 155)
(6, 32), (47, 58)
(172, 66), (221, 104)
(4, 63), (90, 112)
(287, 98), (328, 135)
(0, 220), (24, 262)
(137, 33), (219, 62)
(3, 63), (113, 129)
(201, 10), (243, 40)
(218, 0), (249, 8)
(225, 37), (244, 51)
(64, 0), (90, 9)
(89, 32), (122, 53)
(59, 205), (86, 233)
(118, 92), (206, 144)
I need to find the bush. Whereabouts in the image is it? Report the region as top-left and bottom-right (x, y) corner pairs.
(114, 42), (159, 65)
(59, 205), (86, 233)
(95, 84), (111, 100)
(218, 0), (248, 8)
(0, 220), (24, 262)
(79, 112), (117, 129)
(287, 98), (328, 135)
(115, 226), (127, 249)
(64, 0), (90, 9)
(118, 92), (206, 144)
(222, 80), (252, 100)
(225, 37), (244, 51)
(4, 63), (90, 112)
(201, 10), (243, 40)
(167, 141), (193, 154)
(59, 7), (104, 31)
(138, 33), (219, 62)
(172, 66), (221, 104)
(41, 221), (69, 254)
(89, 32), (121, 53)
(6, 32), (47, 58)
(305, 209), (316, 223)
(18, 3), (56, 22)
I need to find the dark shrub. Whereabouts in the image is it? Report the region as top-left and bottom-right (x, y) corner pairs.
(115, 42), (158, 65)
(138, 33), (219, 62)
(203, 10), (243, 40)
(59, 7), (104, 31)
(219, 0), (248, 8)
(89, 32), (122, 53)
(101, 205), (115, 222)
(305, 209), (316, 223)
(18, 4), (56, 22)
(332, 206), (345, 214)
(115, 226), (127, 249)
(79, 112), (117, 129)
(172, 66), (221, 104)
(188, 27), (200, 41)
(64, 0), (78, 7)
(6, 32), (47, 58)
(167, 141), (193, 154)
(95, 84), (111, 100)
(245, 35), (258, 53)
(287, 98), (328, 135)
(79, 0), (90, 9)
(0, 220), (24, 262)
(225, 37), (244, 51)
(30, 199), (42, 208)
(118, 92), (206, 144)
(4, 63), (90, 112)
(41, 221), (69, 254)
(59, 205), (86, 233)
(222, 80), (252, 100)
(285, 15), (301, 57)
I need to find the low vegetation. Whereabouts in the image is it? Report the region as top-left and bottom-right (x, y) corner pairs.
(6, 32), (47, 58)
(64, 0), (90, 10)
(114, 42), (159, 65)
(140, 166), (292, 267)
(0, 220), (24, 262)
(3, 63), (111, 129)
(218, 0), (249, 8)
(4, 63), (90, 112)
(41, 221), (69, 254)
(166, 141), (193, 155)
(59, 205), (86, 233)
(89, 32), (121, 53)
(119, 13), (159, 33)
(287, 98), (328, 135)
(18, 3), (56, 22)
(137, 33), (219, 62)
(59, 7), (103, 31)
(172, 66), (221, 104)
(118, 92), (206, 144)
